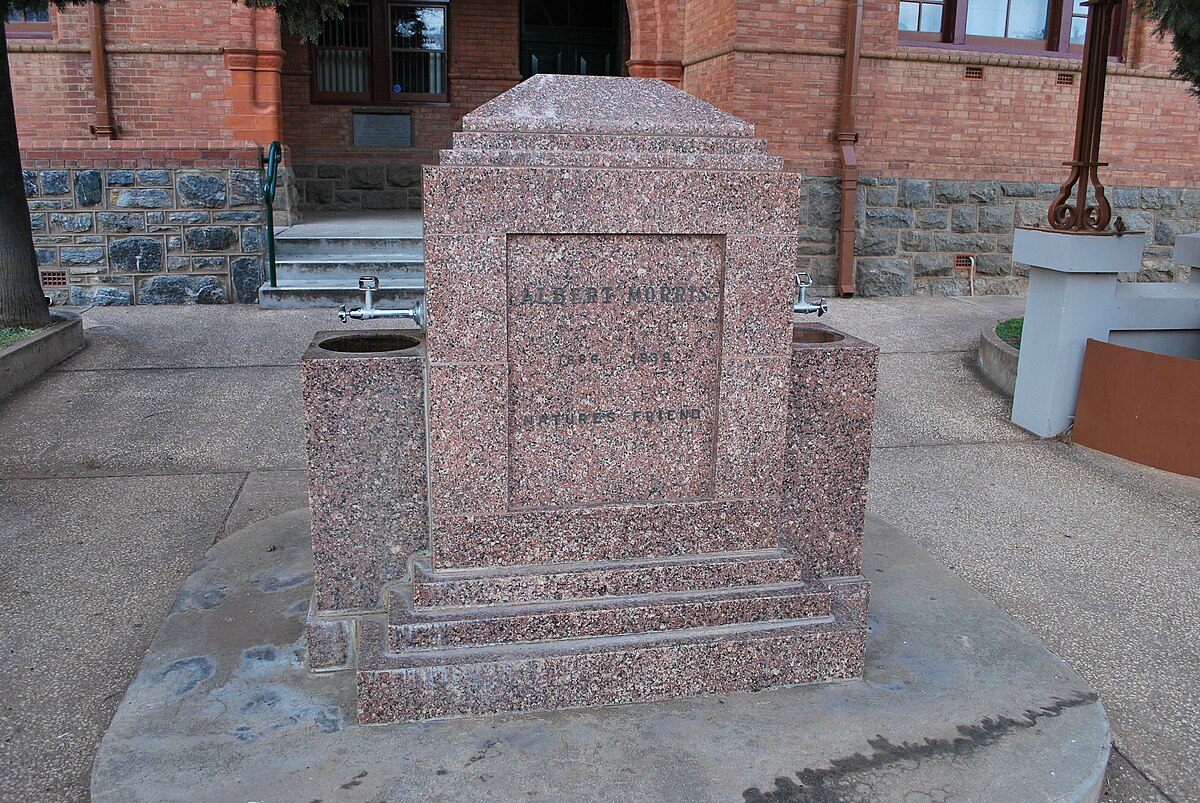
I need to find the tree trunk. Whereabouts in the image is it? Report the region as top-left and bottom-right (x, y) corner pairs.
(0, 32), (52, 329)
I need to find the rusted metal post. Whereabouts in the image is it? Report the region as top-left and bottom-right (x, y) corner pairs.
(88, 3), (116, 139)
(1048, 0), (1122, 232)
(836, 0), (865, 297)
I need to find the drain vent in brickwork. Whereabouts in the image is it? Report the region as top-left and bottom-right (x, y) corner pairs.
(1057, 72), (1076, 86)
(964, 66), (985, 81)
(954, 254), (977, 297)
(40, 271), (68, 289)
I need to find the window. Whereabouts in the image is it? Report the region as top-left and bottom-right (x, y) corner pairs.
(313, 2), (447, 103)
(6, 7), (51, 39)
(520, 0), (623, 79)
(898, 0), (1125, 57)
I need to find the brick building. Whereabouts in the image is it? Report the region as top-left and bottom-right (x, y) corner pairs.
(9, 0), (1199, 303)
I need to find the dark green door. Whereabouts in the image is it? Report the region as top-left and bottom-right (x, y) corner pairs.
(521, 0), (622, 78)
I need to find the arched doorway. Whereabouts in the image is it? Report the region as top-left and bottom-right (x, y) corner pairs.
(520, 0), (629, 78)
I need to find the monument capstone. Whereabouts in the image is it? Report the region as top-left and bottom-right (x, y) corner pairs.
(301, 74), (878, 723)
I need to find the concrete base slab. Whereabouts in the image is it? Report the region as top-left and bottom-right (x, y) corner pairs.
(91, 510), (1110, 803)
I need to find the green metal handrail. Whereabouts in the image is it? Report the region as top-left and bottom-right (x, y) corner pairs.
(261, 141), (283, 288)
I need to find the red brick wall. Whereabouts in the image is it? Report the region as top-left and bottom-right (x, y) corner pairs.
(9, 2), (254, 147)
(12, 0), (1197, 202)
(281, 0), (522, 171)
(677, 0), (1200, 188)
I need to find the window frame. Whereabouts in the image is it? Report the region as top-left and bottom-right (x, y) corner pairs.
(897, 0), (1127, 60)
(5, 7), (53, 40)
(310, 0), (449, 106)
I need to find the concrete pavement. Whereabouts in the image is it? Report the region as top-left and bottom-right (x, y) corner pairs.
(0, 297), (1195, 801)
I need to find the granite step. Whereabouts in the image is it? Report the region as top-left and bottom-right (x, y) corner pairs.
(357, 591), (868, 723)
(450, 132), (772, 154)
(408, 551), (813, 610)
(388, 580), (833, 652)
(438, 149), (782, 171)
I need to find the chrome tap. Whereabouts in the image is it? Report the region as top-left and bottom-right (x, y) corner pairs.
(793, 272), (828, 317)
(338, 275), (425, 328)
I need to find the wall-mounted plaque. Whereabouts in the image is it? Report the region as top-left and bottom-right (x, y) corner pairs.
(506, 233), (725, 509)
(352, 112), (412, 148)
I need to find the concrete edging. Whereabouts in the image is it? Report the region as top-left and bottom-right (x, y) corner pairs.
(978, 323), (1019, 398)
(0, 310), (85, 401)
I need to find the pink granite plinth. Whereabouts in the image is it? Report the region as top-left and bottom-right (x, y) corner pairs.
(297, 76), (876, 719)
(300, 330), (428, 614)
(781, 323), (879, 577)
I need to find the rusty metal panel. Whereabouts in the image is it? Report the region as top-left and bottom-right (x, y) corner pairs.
(1073, 339), (1200, 479)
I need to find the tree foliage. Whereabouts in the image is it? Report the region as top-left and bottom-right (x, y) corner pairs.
(1135, 0), (1200, 96)
(244, 0), (350, 42)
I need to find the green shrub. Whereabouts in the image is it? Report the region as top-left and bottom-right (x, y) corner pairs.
(996, 318), (1023, 350)
(0, 327), (41, 350)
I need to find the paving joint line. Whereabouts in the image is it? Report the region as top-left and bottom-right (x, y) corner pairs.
(214, 472), (251, 544)
(50, 363), (302, 374)
(1111, 743), (1178, 802)
(873, 438), (1036, 450)
(0, 466), (307, 482)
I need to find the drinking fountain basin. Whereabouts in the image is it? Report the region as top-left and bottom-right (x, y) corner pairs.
(793, 325), (846, 344)
(316, 332), (422, 355)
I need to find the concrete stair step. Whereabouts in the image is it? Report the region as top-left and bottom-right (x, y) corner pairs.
(388, 580), (832, 652)
(275, 236), (423, 259)
(408, 551), (812, 610)
(257, 283), (423, 310)
(275, 259), (424, 285)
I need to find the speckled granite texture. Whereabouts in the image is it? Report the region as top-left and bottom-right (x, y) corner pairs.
(305, 614), (354, 672)
(782, 323), (879, 578)
(423, 78), (799, 571)
(300, 331), (428, 612)
(357, 586), (868, 722)
(296, 77), (878, 721)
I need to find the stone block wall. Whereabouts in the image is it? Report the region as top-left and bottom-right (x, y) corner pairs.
(25, 164), (268, 305)
(797, 177), (1199, 297)
(291, 163), (423, 211)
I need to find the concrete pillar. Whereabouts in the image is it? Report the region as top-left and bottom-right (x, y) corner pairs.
(1173, 232), (1200, 282)
(1011, 228), (1145, 437)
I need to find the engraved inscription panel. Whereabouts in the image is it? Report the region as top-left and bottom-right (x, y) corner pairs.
(507, 234), (724, 509)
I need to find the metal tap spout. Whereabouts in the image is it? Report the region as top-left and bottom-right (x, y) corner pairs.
(338, 275), (425, 328)
(793, 272), (828, 317)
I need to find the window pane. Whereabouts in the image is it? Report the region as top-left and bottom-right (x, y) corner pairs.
(315, 50), (371, 94)
(1007, 0), (1048, 39)
(965, 0), (1007, 37)
(392, 6), (445, 51)
(898, 2), (919, 32)
(1073, 0), (1087, 13)
(391, 5), (446, 95)
(1071, 16), (1087, 44)
(392, 51), (445, 94)
(7, 7), (50, 22)
(315, 4), (370, 95)
(919, 4), (944, 33)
